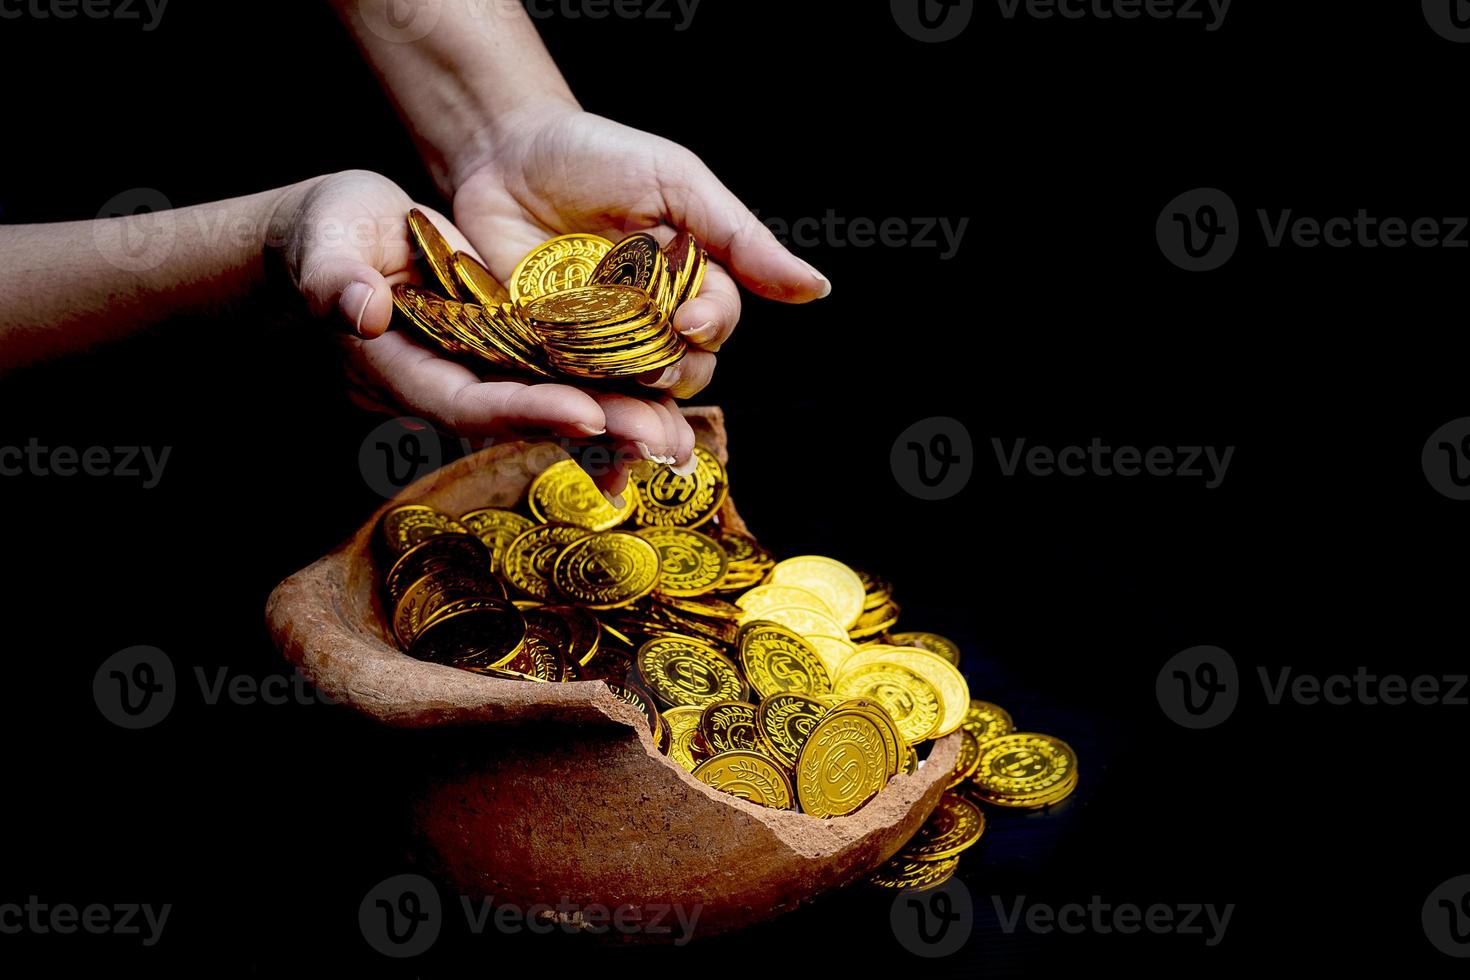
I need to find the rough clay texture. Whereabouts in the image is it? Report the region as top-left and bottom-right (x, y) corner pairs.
(265, 406), (955, 938)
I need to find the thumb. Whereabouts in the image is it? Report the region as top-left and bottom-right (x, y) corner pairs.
(659, 149), (832, 304)
(298, 251), (395, 338)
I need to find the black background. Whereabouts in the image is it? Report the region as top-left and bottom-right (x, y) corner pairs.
(1, 0), (1468, 973)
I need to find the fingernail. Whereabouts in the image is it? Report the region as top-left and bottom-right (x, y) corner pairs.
(572, 422), (608, 436)
(803, 261), (832, 299)
(670, 454), (699, 476)
(679, 319), (718, 343)
(340, 281), (376, 335)
(633, 442), (661, 464)
(601, 489), (626, 508)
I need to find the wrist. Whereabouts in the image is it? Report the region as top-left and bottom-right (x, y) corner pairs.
(443, 95), (583, 193)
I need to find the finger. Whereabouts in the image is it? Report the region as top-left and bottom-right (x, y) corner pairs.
(660, 149), (832, 304)
(671, 262), (741, 351)
(590, 392), (679, 463)
(298, 249), (396, 338)
(660, 397), (696, 470)
(640, 350), (717, 400)
(643, 397), (684, 468)
(354, 331), (608, 438)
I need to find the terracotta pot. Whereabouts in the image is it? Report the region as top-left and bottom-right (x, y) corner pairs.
(265, 406), (957, 939)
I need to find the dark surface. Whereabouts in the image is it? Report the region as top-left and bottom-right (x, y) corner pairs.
(1, 1), (1467, 973)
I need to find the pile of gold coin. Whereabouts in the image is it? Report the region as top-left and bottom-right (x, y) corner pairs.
(389, 209), (706, 380)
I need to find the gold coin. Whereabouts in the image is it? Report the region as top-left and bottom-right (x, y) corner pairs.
(591, 232), (664, 293)
(384, 532), (489, 602)
(456, 508), (534, 572)
(637, 526), (728, 596)
(794, 709), (889, 818)
(963, 700), (1015, 744)
(769, 556), (866, 630)
(899, 793), (986, 861)
(737, 621), (833, 700)
(856, 568), (893, 610)
(740, 604), (846, 640)
(970, 732), (1077, 800)
(714, 531), (769, 568)
(663, 230), (707, 308)
(849, 600), (901, 641)
(540, 604), (601, 666)
(381, 505), (470, 555)
(736, 584), (836, 621)
(833, 661), (941, 743)
(889, 631), (962, 667)
(867, 855), (959, 892)
(501, 524), (590, 600)
(450, 251), (510, 307)
(662, 705), (705, 772)
(832, 696), (903, 778)
(754, 692), (830, 768)
(392, 569), (501, 649)
(692, 750), (793, 809)
(902, 743), (919, 775)
(805, 634), (858, 679)
(700, 700), (759, 753)
(635, 635), (747, 708)
(523, 284), (655, 328)
(552, 531), (661, 609)
(652, 594), (743, 622)
(844, 645), (969, 738)
(968, 766), (1079, 809)
(408, 596), (526, 669)
(407, 208), (462, 299)
(528, 459), (639, 531)
(948, 727), (983, 787)
(606, 682), (661, 739)
(510, 234), (613, 302)
(630, 448), (728, 528)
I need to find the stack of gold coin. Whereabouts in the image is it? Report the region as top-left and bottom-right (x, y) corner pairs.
(391, 210), (706, 381)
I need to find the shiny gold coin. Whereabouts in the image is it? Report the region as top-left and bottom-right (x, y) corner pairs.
(889, 631), (962, 667)
(844, 646), (969, 738)
(849, 600), (901, 641)
(552, 531), (662, 609)
(496, 610), (565, 680)
(635, 635), (747, 708)
(381, 505), (470, 555)
(652, 594), (743, 622)
(630, 448), (728, 528)
(736, 584), (836, 621)
(794, 709), (889, 818)
(407, 208), (462, 299)
(501, 524), (590, 600)
(805, 634), (858, 680)
(754, 692), (830, 768)
(384, 532), (489, 602)
(408, 596), (526, 669)
(899, 794), (986, 862)
(456, 508), (534, 572)
(540, 604), (601, 667)
(661, 705), (705, 772)
(510, 233), (613, 303)
(970, 732), (1077, 800)
(528, 459), (639, 531)
(637, 526), (728, 596)
(856, 568), (893, 611)
(948, 727), (983, 788)
(692, 750), (793, 809)
(591, 232), (664, 293)
(963, 700), (1015, 744)
(664, 230), (707, 308)
(700, 700), (759, 754)
(523, 284), (656, 329)
(714, 531), (769, 568)
(392, 569), (502, 649)
(832, 696), (904, 778)
(769, 556), (866, 630)
(450, 251), (510, 307)
(606, 682), (661, 739)
(740, 604), (846, 640)
(867, 855), (959, 892)
(833, 661), (941, 743)
(968, 766), (1079, 809)
(737, 621), (833, 700)
(902, 743), (919, 775)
